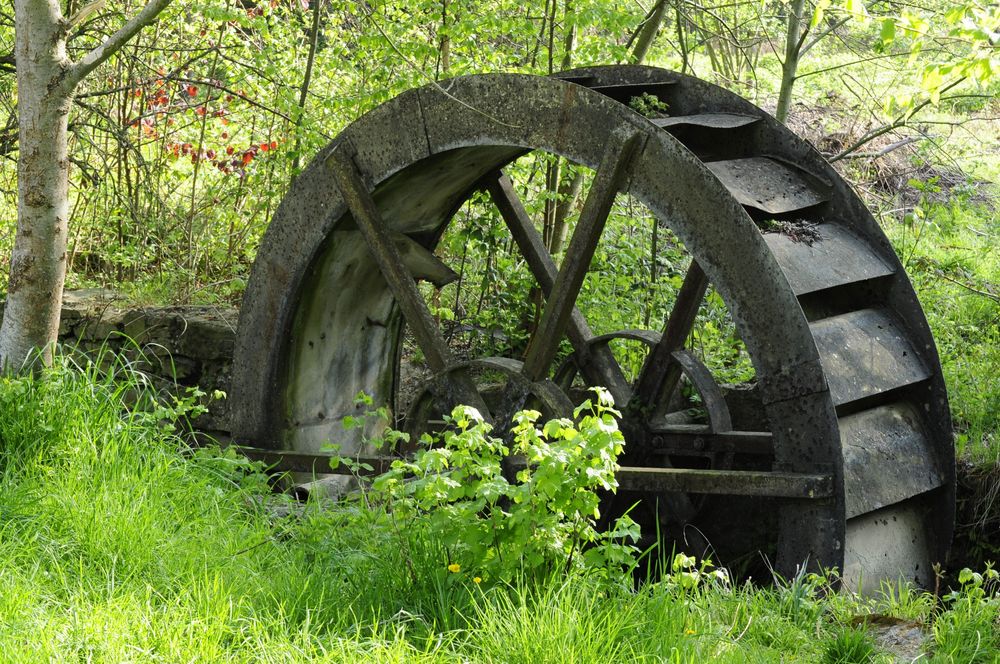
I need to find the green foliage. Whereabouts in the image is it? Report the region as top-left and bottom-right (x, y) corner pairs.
(0, 0), (650, 301)
(821, 627), (878, 664)
(628, 92), (670, 118)
(370, 387), (640, 586)
(882, 194), (999, 466)
(464, 574), (652, 663)
(657, 552), (731, 593)
(933, 566), (1000, 662)
(887, 1), (998, 110)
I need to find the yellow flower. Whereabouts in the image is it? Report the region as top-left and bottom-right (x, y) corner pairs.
(685, 629), (696, 635)
(473, 577), (482, 584)
(448, 563), (461, 573)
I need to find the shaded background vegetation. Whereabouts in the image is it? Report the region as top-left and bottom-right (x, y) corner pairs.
(0, 0), (995, 462)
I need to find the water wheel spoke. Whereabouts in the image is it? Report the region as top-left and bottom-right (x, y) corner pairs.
(521, 131), (645, 383)
(487, 172), (631, 405)
(632, 260), (709, 413)
(329, 145), (491, 419)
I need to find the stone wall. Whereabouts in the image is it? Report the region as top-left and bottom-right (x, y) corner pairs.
(56, 289), (238, 433)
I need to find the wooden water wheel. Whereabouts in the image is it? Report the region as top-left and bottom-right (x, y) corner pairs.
(230, 66), (954, 592)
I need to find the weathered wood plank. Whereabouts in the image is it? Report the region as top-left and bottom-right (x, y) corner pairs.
(631, 260), (708, 412)
(329, 144), (490, 417)
(487, 172), (632, 405)
(646, 426), (774, 456)
(612, 466), (832, 498)
(522, 131), (645, 382)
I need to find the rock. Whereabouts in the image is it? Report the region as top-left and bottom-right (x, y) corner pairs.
(46, 290), (239, 434)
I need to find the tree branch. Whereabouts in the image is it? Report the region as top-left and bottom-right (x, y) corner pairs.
(66, 0), (172, 88)
(836, 136), (921, 159)
(831, 77), (966, 162)
(800, 16), (850, 57)
(794, 48), (931, 80)
(936, 271), (1000, 304)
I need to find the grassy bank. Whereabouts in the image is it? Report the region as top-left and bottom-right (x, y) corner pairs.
(0, 357), (996, 662)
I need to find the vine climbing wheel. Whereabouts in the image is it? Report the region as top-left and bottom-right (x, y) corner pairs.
(231, 66), (955, 592)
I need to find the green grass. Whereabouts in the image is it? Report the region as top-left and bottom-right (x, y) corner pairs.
(0, 354), (996, 662)
(880, 196), (999, 466)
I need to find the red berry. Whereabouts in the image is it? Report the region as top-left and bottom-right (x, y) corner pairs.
(186, 84), (198, 97)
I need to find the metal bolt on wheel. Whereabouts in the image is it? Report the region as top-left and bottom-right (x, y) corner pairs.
(231, 66), (954, 592)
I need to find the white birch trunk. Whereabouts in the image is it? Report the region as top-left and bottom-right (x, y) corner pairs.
(2, 0), (172, 370)
(2, 0), (73, 368)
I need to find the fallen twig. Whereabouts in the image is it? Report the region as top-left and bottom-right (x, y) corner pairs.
(837, 136), (921, 160)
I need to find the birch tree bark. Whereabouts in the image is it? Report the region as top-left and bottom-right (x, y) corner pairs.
(4, 0), (172, 370)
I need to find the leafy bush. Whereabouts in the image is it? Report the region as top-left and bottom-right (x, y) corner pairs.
(368, 388), (641, 587)
(933, 565), (1000, 662)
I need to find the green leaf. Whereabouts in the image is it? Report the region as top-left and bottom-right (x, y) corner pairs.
(542, 419), (564, 439)
(879, 18), (896, 48)
(810, 0), (832, 29)
(845, 0), (869, 25)
(944, 5), (967, 25)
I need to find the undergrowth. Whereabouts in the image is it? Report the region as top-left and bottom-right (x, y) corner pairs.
(880, 192), (999, 467)
(0, 353), (996, 662)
